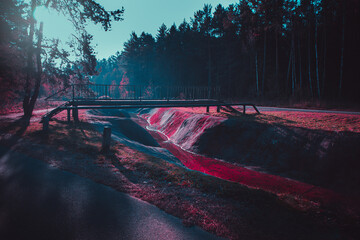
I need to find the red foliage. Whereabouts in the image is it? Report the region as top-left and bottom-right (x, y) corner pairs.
(143, 108), (359, 210)
(260, 110), (360, 133)
(118, 72), (130, 98)
(42, 82), (52, 96)
(147, 108), (224, 151)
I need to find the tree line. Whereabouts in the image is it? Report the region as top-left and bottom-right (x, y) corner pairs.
(1, 0), (359, 115)
(94, 0), (359, 102)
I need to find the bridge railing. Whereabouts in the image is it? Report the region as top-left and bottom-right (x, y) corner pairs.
(71, 84), (221, 101)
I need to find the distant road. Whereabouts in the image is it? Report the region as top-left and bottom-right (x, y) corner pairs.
(256, 106), (360, 115)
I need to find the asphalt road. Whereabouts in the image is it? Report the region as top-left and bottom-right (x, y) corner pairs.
(0, 146), (221, 240)
(255, 106), (360, 115)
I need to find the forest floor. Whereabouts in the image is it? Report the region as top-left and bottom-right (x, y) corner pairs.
(0, 107), (360, 239)
(239, 98), (360, 112)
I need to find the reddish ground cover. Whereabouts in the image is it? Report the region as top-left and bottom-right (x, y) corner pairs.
(2, 107), (359, 239)
(146, 108), (225, 150)
(142, 107), (360, 213)
(173, 106), (360, 133)
(255, 111), (360, 133)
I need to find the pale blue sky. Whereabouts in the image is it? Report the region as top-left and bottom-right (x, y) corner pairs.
(35, 0), (235, 60)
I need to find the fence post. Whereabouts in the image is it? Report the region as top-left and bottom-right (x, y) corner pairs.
(102, 126), (111, 152)
(166, 86), (169, 101)
(73, 106), (79, 122)
(72, 85), (75, 101)
(139, 86), (142, 101)
(43, 117), (49, 132)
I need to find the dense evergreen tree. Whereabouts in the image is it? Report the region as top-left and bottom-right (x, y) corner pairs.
(0, 0), (28, 107)
(105, 0), (359, 102)
(3, 0), (359, 108)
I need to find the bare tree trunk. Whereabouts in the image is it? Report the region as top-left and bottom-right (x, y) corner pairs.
(291, 35), (295, 96)
(293, 37), (296, 88)
(255, 50), (259, 97)
(315, 16), (321, 99)
(286, 46), (292, 86)
(207, 38), (212, 99)
(275, 31), (279, 91)
(27, 22), (44, 116)
(308, 27), (313, 98)
(298, 39), (302, 89)
(322, 25), (326, 96)
(291, 53), (294, 96)
(339, 5), (345, 98)
(23, 0), (36, 117)
(286, 44), (293, 95)
(262, 31), (267, 96)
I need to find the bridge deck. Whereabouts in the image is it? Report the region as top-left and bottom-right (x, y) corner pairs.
(41, 99), (259, 131)
(41, 83), (260, 131)
(70, 99), (220, 106)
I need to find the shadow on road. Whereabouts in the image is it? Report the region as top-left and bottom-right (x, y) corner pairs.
(0, 147), (129, 240)
(0, 116), (31, 159)
(0, 146), (220, 240)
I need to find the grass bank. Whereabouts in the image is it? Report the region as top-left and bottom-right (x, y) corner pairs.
(1, 111), (359, 239)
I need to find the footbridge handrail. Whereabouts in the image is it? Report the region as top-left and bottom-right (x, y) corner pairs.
(70, 84), (221, 101)
(44, 86), (72, 101)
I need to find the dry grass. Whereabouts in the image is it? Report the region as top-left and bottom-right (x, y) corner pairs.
(174, 107), (360, 133)
(1, 111), (359, 239)
(19, 117), (265, 201)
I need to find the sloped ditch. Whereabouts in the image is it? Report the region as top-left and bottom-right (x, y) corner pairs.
(87, 108), (360, 213)
(142, 108), (360, 199)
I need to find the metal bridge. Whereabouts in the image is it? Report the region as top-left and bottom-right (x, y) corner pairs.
(41, 84), (260, 130)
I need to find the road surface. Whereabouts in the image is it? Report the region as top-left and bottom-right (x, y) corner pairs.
(0, 146), (222, 240)
(255, 106), (360, 115)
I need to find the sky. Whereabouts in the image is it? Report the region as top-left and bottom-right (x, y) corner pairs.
(34, 0), (235, 60)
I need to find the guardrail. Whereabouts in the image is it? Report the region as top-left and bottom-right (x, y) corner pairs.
(70, 84), (221, 101)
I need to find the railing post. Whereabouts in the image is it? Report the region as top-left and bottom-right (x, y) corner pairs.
(43, 117), (49, 132)
(167, 86), (169, 101)
(73, 106), (79, 122)
(218, 87), (221, 101)
(139, 86), (142, 101)
(72, 85), (74, 101)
